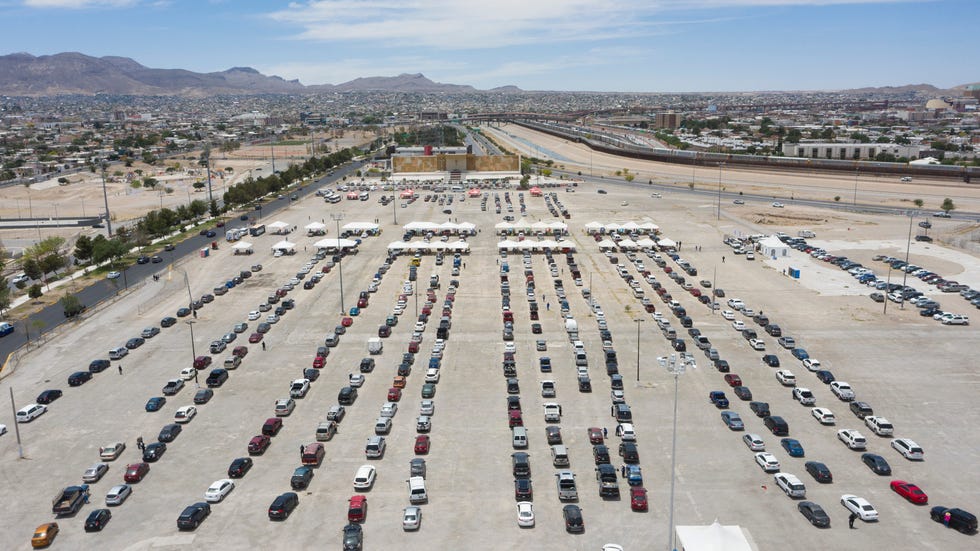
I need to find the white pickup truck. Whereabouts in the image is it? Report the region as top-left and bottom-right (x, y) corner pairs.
(556, 470), (578, 501)
(543, 403), (561, 422)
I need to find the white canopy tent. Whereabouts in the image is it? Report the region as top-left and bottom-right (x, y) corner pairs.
(387, 241), (410, 251)
(636, 237), (658, 248)
(584, 221), (604, 233)
(342, 222), (380, 233)
(605, 222), (622, 232)
(621, 221), (641, 232)
(639, 222), (660, 232)
(447, 241), (470, 252)
(268, 221), (291, 234)
(271, 240), (295, 251)
(497, 239), (521, 250)
(760, 236), (789, 258)
(617, 238), (639, 250)
(305, 222), (327, 235)
(231, 241), (253, 255)
(675, 521), (754, 551)
(314, 238), (359, 250)
(657, 238), (677, 249)
(404, 221), (440, 232)
(597, 239), (617, 249)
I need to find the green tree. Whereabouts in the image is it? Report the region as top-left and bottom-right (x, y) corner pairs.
(193, 181), (206, 190)
(209, 200), (220, 218)
(913, 199), (924, 208)
(940, 198), (955, 213)
(143, 177), (158, 188)
(850, 132), (871, 143)
(60, 294), (84, 318)
(40, 254), (66, 277)
(74, 235), (94, 261)
(22, 257), (43, 280)
(28, 283), (43, 301)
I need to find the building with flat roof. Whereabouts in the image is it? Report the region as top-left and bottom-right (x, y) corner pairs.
(781, 142), (923, 160)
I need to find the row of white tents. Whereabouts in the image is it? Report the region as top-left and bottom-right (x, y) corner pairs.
(494, 219), (568, 235)
(387, 241), (470, 252)
(498, 239), (575, 251)
(270, 238), (360, 253)
(584, 221), (660, 234)
(403, 221), (477, 235)
(597, 237), (676, 250)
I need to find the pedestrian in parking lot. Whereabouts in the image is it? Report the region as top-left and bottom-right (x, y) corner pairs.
(621, 465), (627, 477)
(262, 341), (266, 351)
(603, 427), (608, 438)
(722, 256), (725, 263)
(117, 365), (123, 375)
(848, 512), (857, 529)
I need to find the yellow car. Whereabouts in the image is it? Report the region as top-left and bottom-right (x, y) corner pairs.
(32, 522), (59, 548)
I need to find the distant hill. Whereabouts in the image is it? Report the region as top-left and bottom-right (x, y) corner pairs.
(843, 83), (947, 94)
(0, 52), (522, 96)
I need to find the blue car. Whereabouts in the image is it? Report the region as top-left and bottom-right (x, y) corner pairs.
(791, 348), (810, 361)
(145, 396), (167, 412)
(815, 370), (836, 384)
(709, 391), (729, 408)
(721, 411), (744, 431)
(781, 438), (805, 457)
(349, 307), (360, 316)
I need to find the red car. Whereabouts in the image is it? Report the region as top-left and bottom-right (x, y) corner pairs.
(341, 317), (354, 327)
(321, 266), (331, 273)
(248, 333), (264, 343)
(408, 341), (419, 354)
(233, 346), (248, 358)
(414, 435), (430, 454)
(312, 356), (326, 369)
(124, 462), (150, 483)
(890, 480), (928, 504)
(724, 374), (743, 387)
(508, 410), (523, 427)
(630, 487), (649, 511)
(387, 387), (402, 402)
(357, 298), (368, 308)
(193, 356), (212, 369)
(248, 435), (271, 455)
(393, 376), (407, 389)
(588, 427), (604, 445)
(348, 495), (367, 522)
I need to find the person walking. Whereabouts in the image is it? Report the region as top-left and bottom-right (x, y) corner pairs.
(603, 427), (608, 438)
(262, 341), (267, 351)
(117, 365), (123, 375)
(137, 436), (144, 451)
(849, 512), (858, 529)
(722, 256), (725, 263)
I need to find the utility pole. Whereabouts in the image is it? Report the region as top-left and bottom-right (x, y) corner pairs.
(205, 144), (213, 205)
(9, 387), (25, 459)
(331, 213), (345, 314)
(100, 162), (113, 237)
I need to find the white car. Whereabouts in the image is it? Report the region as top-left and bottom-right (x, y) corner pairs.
(414, 321), (426, 332)
(15, 403), (47, 423)
(841, 494), (878, 521)
(424, 368), (441, 383)
(174, 405), (197, 424)
(353, 465), (377, 490)
(107, 271), (122, 279)
(247, 310), (261, 321)
(349, 374), (365, 387)
(864, 416), (894, 436)
(179, 367), (197, 381)
(504, 342), (516, 353)
(105, 484), (132, 506)
(811, 407), (836, 425)
(749, 338), (765, 350)
(830, 381), (855, 401)
(266, 314), (280, 324)
(204, 479), (235, 502)
(775, 370), (796, 386)
(419, 400), (435, 416)
(891, 438), (924, 460)
(83, 462), (110, 483)
(772, 202), (785, 208)
(741, 308), (755, 317)
(754, 452), (780, 473)
(517, 501), (535, 527)
(802, 358), (821, 371)
(792, 387), (815, 405)
(721, 309), (736, 320)
(611, 389), (625, 404)
(837, 429), (867, 450)
(732, 320), (747, 331)
(727, 298), (745, 310)
(403, 505), (422, 530)
(290, 379), (311, 398)
(742, 433), (766, 452)
(274, 398), (296, 416)
(380, 402), (398, 418)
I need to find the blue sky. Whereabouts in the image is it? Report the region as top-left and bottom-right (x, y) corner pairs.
(1, 0), (977, 92)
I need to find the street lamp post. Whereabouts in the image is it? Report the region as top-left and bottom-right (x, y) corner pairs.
(331, 213), (345, 314)
(899, 210), (916, 310)
(634, 319), (643, 382)
(853, 167), (859, 206)
(717, 162), (724, 220)
(100, 163), (113, 237)
(660, 353), (685, 551)
(185, 320), (197, 365)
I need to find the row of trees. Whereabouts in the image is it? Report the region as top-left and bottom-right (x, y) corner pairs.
(132, 200), (211, 238)
(222, 148), (357, 209)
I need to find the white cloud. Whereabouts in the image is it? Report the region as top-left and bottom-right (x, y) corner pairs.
(24, 0), (136, 7)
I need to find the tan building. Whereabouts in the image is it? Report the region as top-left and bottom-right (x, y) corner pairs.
(655, 113), (681, 129)
(391, 152), (520, 182)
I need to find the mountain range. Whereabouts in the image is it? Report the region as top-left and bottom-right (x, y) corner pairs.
(0, 52), (969, 97)
(0, 52), (520, 96)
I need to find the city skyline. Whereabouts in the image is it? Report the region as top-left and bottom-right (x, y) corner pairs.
(2, 0), (978, 92)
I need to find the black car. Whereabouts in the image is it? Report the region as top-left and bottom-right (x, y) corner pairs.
(733, 386), (753, 401)
(194, 388), (214, 404)
(930, 506), (978, 534)
(593, 444), (611, 465)
(89, 359), (111, 373)
(206, 369), (229, 388)
(671, 339), (686, 352)
(861, 453), (892, 475)
(714, 359), (730, 373)
(815, 370), (836, 384)
(563, 504), (584, 533)
(36, 389), (63, 404)
(145, 396), (167, 412)
(303, 368), (320, 382)
(205, 230), (216, 238)
(849, 401), (874, 419)
(164, 243), (176, 251)
(359, 358), (375, 373)
(84, 508), (112, 532)
(176, 307), (192, 317)
(764, 415), (789, 436)
(514, 478), (533, 500)
(177, 502), (211, 530)
(268, 492), (299, 520)
(228, 457), (253, 478)
(143, 442), (167, 462)
(158, 423), (182, 443)
(619, 442), (640, 463)
(68, 371), (93, 386)
(798, 501), (830, 528)
(136, 255), (150, 264)
(342, 523), (363, 550)
(291, 466), (314, 490)
(126, 337), (145, 349)
(804, 461), (833, 483)
(750, 401), (771, 418)
(160, 316), (177, 328)
(762, 354), (780, 367)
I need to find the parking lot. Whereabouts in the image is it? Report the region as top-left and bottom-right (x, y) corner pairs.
(1, 177), (977, 551)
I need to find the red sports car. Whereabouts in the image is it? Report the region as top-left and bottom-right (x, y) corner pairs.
(341, 317), (354, 327)
(312, 356), (325, 369)
(630, 487), (649, 511)
(890, 480), (928, 504)
(588, 427), (604, 445)
(414, 435), (430, 454)
(724, 374), (743, 387)
(387, 387), (402, 402)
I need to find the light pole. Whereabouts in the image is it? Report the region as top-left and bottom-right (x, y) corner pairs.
(853, 167), (859, 206)
(899, 210), (916, 310)
(331, 213), (345, 314)
(660, 353), (685, 551)
(185, 319), (197, 365)
(712, 266), (718, 314)
(634, 318), (643, 382)
(717, 162), (724, 220)
(100, 162), (113, 237)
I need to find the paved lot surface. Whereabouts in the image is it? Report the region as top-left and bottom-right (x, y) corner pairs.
(1, 176), (977, 551)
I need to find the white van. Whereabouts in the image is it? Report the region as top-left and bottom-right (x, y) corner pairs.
(616, 423), (636, 442)
(774, 472), (806, 498)
(551, 445), (569, 467)
(374, 417), (392, 435)
(512, 426), (528, 449)
(408, 476), (428, 503)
